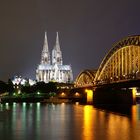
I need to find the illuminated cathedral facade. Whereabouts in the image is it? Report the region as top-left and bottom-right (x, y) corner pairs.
(36, 32), (73, 83)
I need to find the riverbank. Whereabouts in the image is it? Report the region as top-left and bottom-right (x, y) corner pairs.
(0, 96), (75, 104)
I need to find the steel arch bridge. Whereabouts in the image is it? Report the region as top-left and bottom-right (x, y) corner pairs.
(75, 35), (140, 87)
(75, 69), (97, 87)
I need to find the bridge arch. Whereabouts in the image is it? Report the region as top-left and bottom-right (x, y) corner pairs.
(75, 69), (97, 87)
(94, 35), (140, 84)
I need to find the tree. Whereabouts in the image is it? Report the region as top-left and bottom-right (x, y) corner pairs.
(7, 79), (14, 95)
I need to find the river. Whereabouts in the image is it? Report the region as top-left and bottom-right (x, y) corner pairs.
(0, 103), (140, 140)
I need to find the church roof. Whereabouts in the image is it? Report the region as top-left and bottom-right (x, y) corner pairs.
(57, 65), (72, 70)
(38, 64), (53, 70)
(38, 64), (72, 71)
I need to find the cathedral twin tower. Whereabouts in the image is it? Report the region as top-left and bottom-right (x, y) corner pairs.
(36, 32), (73, 83)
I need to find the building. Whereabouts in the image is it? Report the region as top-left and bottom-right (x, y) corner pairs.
(36, 32), (73, 83)
(12, 76), (36, 86)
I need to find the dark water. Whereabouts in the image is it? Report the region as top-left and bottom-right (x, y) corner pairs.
(0, 103), (140, 140)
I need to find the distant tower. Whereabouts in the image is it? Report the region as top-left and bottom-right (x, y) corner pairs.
(36, 32), (50, 82)
(52, 32), (63, 65)
(41, 32), (50, 64)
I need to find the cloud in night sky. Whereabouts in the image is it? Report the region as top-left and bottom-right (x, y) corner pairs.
(0, 0), (140, 81)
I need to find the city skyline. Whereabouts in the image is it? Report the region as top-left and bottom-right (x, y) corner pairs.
(0, 0), (140, 81)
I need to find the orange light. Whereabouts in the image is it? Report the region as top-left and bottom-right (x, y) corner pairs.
(83, 106), (93, 140)
(85, 89), (93, 104)
(131, 105), (136, 124)
(132, 87), (136, 104)
(61, 92), (65, 96)
(75, 92), (80, 96)
(75, 102), (79, 105)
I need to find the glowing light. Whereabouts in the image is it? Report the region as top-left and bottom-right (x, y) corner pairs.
(61, 92), (65, 96)
(29, 79), (36, 85)
(75, 102), (79, 105)
(36, 102), (41, 122)
(136, 92), (140, 96)
(75, 92), (80, 97)
(132, 87), (137, 104)
(61, 102), (65, 106)
(37, 92), (40, 95)
(23, 102), (26, 107)
(13, 102), (16, 109)
(131, 105), (137, 124)
(12, 76), (36, 86)
(13, 102), (16, 105)
(37, 102), (40, 109)
(85, 89), (93, 104)
(83, 106), (93, 140)
(6, 103), (9, 110)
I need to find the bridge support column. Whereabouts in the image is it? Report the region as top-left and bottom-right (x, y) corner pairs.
(85, 89), (93, 104)
(132, 87), (137, 105)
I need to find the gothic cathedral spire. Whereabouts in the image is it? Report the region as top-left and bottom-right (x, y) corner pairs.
(55, 32), (61, 51)
(41, 32), (50, 64)
(52, 32), (63, 65)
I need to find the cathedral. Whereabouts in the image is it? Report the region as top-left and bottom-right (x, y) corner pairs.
(36, 32), (73, 83)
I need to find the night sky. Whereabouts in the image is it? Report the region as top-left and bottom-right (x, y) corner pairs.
(0, 0), (140, 81)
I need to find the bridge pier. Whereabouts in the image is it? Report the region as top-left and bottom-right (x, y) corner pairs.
(85, 89), (93, 104)
(131, 87), (136, 105)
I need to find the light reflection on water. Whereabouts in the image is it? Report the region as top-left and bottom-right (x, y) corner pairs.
(0, 103), (140, 140)
(83, 106), (94, 140)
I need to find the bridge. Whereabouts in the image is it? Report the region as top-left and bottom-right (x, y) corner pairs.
(74, 35), (140, 104)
